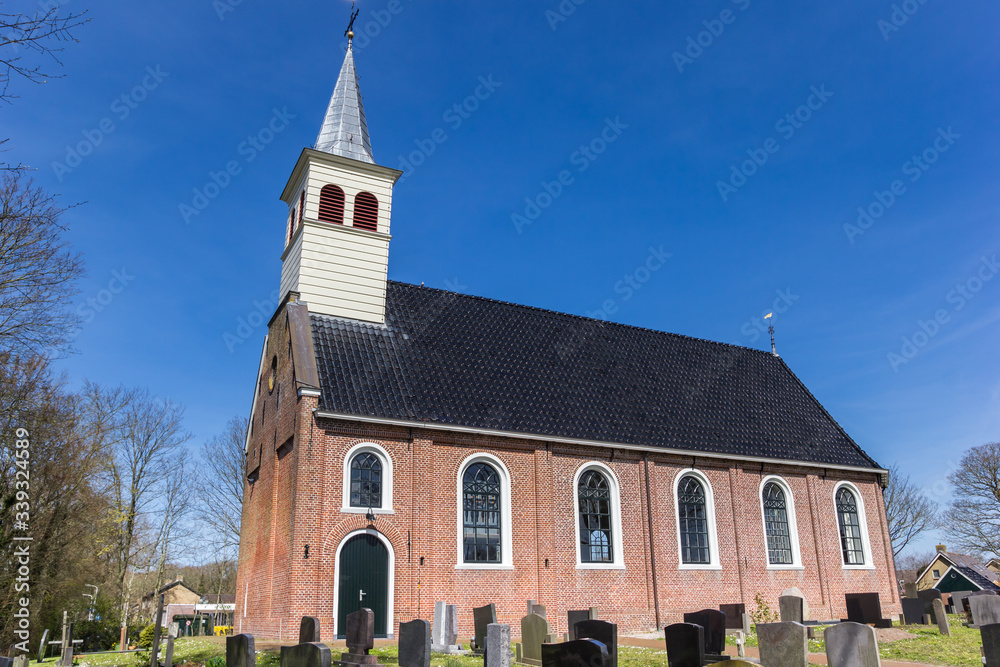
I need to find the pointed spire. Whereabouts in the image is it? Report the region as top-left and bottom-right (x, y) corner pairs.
(314, 41), (375, 164)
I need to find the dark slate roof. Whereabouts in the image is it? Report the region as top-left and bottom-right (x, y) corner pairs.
(310, 281), (880, 469)
(946, 553), (1000, 591)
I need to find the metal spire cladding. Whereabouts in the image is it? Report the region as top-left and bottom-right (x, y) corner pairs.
(314, 40), (375, 164)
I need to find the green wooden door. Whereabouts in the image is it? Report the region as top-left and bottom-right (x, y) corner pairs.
(336, 533), (389, 637)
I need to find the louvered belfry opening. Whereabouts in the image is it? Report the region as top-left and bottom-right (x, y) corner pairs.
(353, 192), (379, 232)
(318, 184), (346, 225)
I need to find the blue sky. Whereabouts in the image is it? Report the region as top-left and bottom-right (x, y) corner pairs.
(5, 0), (999, 557)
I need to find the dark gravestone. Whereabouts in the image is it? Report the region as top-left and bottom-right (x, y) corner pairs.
(36, 629), (49, 663)
(916, 589), (942, 623)
(824, 622), (879, 667)
(337, 609), (382, 667)
(573, 620), (617, 667)
(566, 609), (598, 641)
(226, 634), (256, 667)
(719, 604), (745, 630)
(541, 640), (609, 667)
(664, 623), (703, 667)
(0, 658), (12, 667)
(398, 620), (430, 667)
(299, 617), (321, 644)
(682, 609), (725, 656)
(901, 598), (926, 625)
(520, 614), (551, 666)
(280, 643), (331, 667)
(845, 593), (883, 624)
(756, 622), (808, 667)
(982, 623), (1000, 667)
(778, 596), (804, 623)
(473, 604), (497, 654)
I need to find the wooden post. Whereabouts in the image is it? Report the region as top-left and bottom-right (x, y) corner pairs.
(150, 594), (164, 667)
(163, 637), (175, 667)
(119, 627), (127, 653)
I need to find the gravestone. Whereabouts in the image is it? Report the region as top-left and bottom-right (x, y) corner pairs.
(845, 593), (886, 625)
(756, 622), (808, 667)
(226, 634), (256, 667)
(780, 588), (810, 621)
(824, 622), (879, 667)
(164, 636), (176, 667)
(519, 614), (550, 666)
(970, 595), (1000, 627)
(282, 643), (332, 667)
(532, 605), (547, 620)
(719, 604), (748, 634)
(904, 582), (918, 599)
(901, 598), (926, 625)
(431, 603), (462, 653)
(398, 620), (430, 667)
(0, 658), (12, 667)
(332, 608), (381, 667)
(779, 596), (805, 623)
(573, 620), (617, 667)
(982, 623), (1000, 667)
(916, 589), (942, 623)
(932, 599), (950, 637)
(169, 623), (180, 639)
(13, 657), (28, 667)
(473, 604), (497, 654)
(949, 590), (974, 613)
(566, 609), (598, 641)
(59, 621), (74, 667)
(682, 609), (725, 658)
(663, 623), (703, 667)
(540, 640), (609, 667)
(486, 624), (511, 667)
(299, 617), (321, 644)
(706, 662), (755, 667)
(36, 629), (49, 663)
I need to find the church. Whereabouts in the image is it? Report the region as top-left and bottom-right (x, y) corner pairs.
(234, 36), (899, 641)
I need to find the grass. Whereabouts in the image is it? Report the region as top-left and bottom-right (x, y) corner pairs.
(69, 616), (985, 667)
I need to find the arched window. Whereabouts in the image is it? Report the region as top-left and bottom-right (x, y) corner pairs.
(353, 192), (379, 231)
(578, 470), (613, 563)
(763, 482), (793, 565)
(678, 475), (710, 565)
(462, 462), (501, 563)
(836, 487), (865, 565)
(349, 452), (382, 509)
(318, 185), (345, 225)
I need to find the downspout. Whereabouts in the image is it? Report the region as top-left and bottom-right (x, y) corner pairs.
(643, 454), (661, 629)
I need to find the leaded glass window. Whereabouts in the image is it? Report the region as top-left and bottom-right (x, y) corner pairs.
(678, 475), (711, 564)
(763, 482), (793, 565)
(579, 470), (613, 563)
(463, 462), (501, 563)
(349, 452), (382, 508)
(836, 487), (865, 565)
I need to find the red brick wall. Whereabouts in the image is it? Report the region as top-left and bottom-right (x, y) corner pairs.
(235, 311), (899, 641)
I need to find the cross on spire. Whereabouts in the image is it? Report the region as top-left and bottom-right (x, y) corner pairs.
(345, 2), (360, 40)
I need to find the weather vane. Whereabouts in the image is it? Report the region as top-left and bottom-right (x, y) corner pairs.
(345, 2), (360, 39)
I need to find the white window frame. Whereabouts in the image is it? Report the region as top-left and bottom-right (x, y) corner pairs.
(455, 452), (514, 570)
(341, 442), (394, 514)
(758, 475), (804, 570)
(573, 461), (626, 570)
(833, 481), (875, 570)
(673, 468), (721, 570)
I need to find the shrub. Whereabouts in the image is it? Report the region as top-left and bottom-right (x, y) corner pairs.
(137, 624), (157, 649)
(751, 592), (778, 625)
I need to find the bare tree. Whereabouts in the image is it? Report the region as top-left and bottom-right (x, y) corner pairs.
(943, 442), (1000, 557)
(884, 463), (939, 558)
(80, 383), (191, 620)
(149, 460), (193, 603)
(197, 416), (248, 554)
(0, 173), (85, 355)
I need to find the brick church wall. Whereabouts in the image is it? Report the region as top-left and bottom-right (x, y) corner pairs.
(235, 309), (899, 641)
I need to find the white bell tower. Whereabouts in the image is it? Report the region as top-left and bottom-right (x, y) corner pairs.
(279, 37), (402, 325)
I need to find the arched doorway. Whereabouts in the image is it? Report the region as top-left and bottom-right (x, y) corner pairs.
(335, 530), (392, 637)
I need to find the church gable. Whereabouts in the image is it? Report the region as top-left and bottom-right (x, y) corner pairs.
(309, 282), (880, 470)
